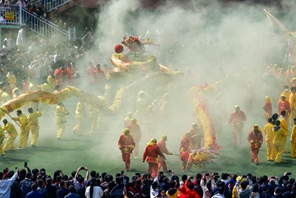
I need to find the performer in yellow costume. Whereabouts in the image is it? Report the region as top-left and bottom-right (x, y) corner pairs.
(1, 88), (10, 105)
(289, 87), (296, 127)
(3, 119), (18, 151)
(73, 100), (86, 136)
(88, 104), (98, 134)
(27, 77), (39, 111)
(6, 69), (16, 90)
(27, 108), (42, 147)
(40, 76), (56, 116)
(55, 103), (69, 140)
(0, 124), (5, 157)
(13, 110), (29, 149)
(290, 118), (296, 158)
(263, 118), (275, 161)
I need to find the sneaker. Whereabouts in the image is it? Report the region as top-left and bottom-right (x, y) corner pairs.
(17, 147), (23, 150)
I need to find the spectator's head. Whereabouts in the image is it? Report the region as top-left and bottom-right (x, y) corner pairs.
(116, 176), (122, 184)
(0, 172), (3, 180)
(78, 176), (84, 184)
(152, 181), (158, 190)
(241, 180), (249, 190)
(281, 110), (286, 117)
(68, 185), (75, 193)
(262, 185), (268, 192)
(253, 184), (259, 192)
(31, 183), (38, 190)
(221, 173), (228, 180)
(181, 174), (187, 182)
(26, 172), (32, 179)
(195, 173), (202, 180)
(60, 180), (66, 188)
(38, 179), (44, 187)
(188, 182), (194, 190)
(274, 187), (281, 195)
(90, 170), (97, 178)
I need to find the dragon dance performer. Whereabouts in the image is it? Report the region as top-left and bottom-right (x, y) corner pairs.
(0, 124), (5, 157)
(12, 110), (29, 149)
(179, 132), (191, 171)
(157, 135), (173, 173)
(264, 118), (275, 161)
(279, 110), (289, 152)
(263, 96), (272, 122)
(88, 104), (99, 135)
(127, 118), (141, 159)
(227, 105), (247, 147)
(143, 138), (165, 178)
(118, 128), (135, 172)
(40, 76), (56, 116)
(27, 77), (39, 111)
(73, 100), (86, 136)
(189, 122), (203, 149)
(27, 108), (42, 147)
(278, 95), (291, 128)
(247, 124), (263, 165)
(55, 102), (69, 140)
(3, 119), (18, 152)
(123, 112), (133, 128)
(289, 87), (296, 127)
(290, 118), (296, 158)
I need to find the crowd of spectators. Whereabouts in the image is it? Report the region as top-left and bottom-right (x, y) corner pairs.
(1, 165), (296, 198)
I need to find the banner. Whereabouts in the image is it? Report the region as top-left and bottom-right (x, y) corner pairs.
(5, 12), (14, 20)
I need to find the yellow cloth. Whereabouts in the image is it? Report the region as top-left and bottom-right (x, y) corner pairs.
(55, 105), (67, 123)
(88, 105), (98, 134)
(27, 111), (42, 130)
(264, 122), (275, 160)
(291, 125), (296, 157)
(279, 91), (291, 102)
(273, 127), (287, 146)
(3, 136), (16, 151)
(7, 73), (16, 85)
(27, 111), (42, 146)
(3, 122), (18, 138)
(0, 125), (4, 138)
(0, 137), (5, 155)
(55, 105), (67, 139)
(1, 92), (10, 104)
(264, 123), (274, 141)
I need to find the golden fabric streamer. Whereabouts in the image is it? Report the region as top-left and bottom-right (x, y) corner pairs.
(0, 86), (125, 119)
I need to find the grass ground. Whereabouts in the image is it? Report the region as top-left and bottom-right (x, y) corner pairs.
(0, 98), (295, 179)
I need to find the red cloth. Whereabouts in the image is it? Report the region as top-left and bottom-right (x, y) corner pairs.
(263, 102), (272, 118)
(189, 128), (203, 149)
(54, 68), (64, 86)
(22, 82), (28, 94)
(179, 136), (190, 152)
(227, 111), (247, 126)
(127, 123), (141, 141)
(247, 130), (263, 149)
(87, 66), (95, 82)
(157, 139), (170, 154)
(143, 144), (165, 163)
(278, 100), (291, 115)
(118, 134), (135, 171)
(93, 69), (105, 82)
(65, 67), (75, 85)
(178, 180), (200, 198)
(118, 134), (136, 151)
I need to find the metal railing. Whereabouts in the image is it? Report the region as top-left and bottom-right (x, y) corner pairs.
(0, 5), (73, 44)
(22, 8), (69, 43)
(33, 0), (74, 12)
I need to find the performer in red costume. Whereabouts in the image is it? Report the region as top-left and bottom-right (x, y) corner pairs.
(127, 118), (142, 159)
(227, 105), (247, 147)
(189, 122), (203, 149)
(247, 124), (263, 165)
(142, 138), (165, 178)
(118, 128), (135, 172)
(179, 131), (191, 153)
(157, 135), (172, 173)
(263, 96), (272, 122)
